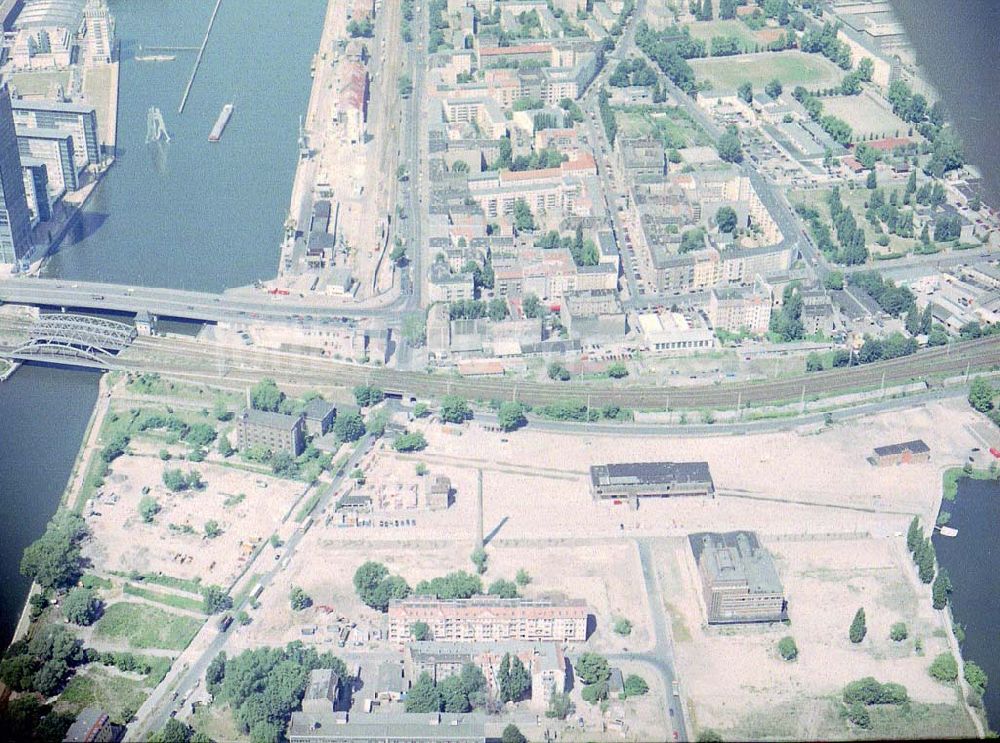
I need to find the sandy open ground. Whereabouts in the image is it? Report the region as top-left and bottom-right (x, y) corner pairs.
(83, 442), (306, 586)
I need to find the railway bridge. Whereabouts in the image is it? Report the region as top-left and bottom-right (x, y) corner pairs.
(8, 313), (137, 366)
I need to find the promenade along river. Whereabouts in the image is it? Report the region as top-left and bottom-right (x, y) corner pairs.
(0, 365), (99, 649)
(932, 476), (999, 731)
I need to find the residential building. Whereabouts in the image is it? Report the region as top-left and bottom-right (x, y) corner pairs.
(237, 408), (305, 457)
(691, 531), (787, 624)
(590, 461), (715, 500)
(21, 155), (49, 223)
(17, 125), (76, 194)
(63, 707), (119, 743)
(428, 262), (475, 303)
(287, 712), (486, 743)
(0, 86), (33, 266)
(708, 282), (773, 335)
(12, 98), (100, 168)
(301, 669), (343, 714)
(560, 289), (626, 341)
(872, 439), (930, 466)
(303, 398), (336, 437)
(388, 597), (588, 643)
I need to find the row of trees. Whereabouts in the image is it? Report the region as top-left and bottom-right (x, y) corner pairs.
(791, 86), (853, 147)
(406, 665), (491, 714)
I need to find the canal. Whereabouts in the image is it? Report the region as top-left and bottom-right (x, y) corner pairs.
(932, 475), (999, 730)
(0, 365), (100, 649)
(41, 0), (324, 292)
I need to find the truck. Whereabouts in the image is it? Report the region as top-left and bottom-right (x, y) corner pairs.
(672, 679), (680, 696)
(218, 614), (233, 632)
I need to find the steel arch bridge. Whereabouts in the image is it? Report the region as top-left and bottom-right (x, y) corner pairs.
(11, 313), (137, 364)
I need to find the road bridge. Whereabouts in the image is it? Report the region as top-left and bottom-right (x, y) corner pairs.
(0, 277), (408, 325)
(8, 313), (136, 365)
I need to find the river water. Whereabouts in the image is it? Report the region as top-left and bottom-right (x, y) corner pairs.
(2, 0), (323, 647)
(41, 0), (323, 292)
(0, 365), (100, 649)
(932, 476), (999, 730)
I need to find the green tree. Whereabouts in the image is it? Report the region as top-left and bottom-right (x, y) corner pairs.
(606, 362), (628, 378)
(488, 579), (518, 598)
(513, 199), (536, 232)
(522, 293), (542, 318)
(138, 495), (161, 522)
(765, 78), (783, 98)
(866, 170), (877, 189)
(849, 607), (867, 643)
(824, 271), (845, 290)
(969, 376), (994, 412)
(334, 412), (366, 442)
(502, 724), (527, 743)
(150, 719), (193, 743)
(581, 680), (608, 704)
(547, 362), (571, 381)
(778, 636), (798, 660)
(498, 401), (528, 431)
(717, 127), (743, 163)
(202, 585), (233, 615)
(890, 622), (908, 642)
(218, 436), (234, 457)
(411, 621), (430, 641)
(471, 547), (488, 574)
(499, 654), (531, 702)
(737, 81), (753, 104)
(906, 516), (922, 554)
(964, 661), (988, 696)
(353, 385), (385, 407)
(545, 692), (573, 719)
(20, 510), (88, 591)
(290, 586), (313, 611)
(392, 431), (428, 452)
(62, 588), (102, 626)
(204, 519), (222, 539)
(576, 652), (611, 685)
(184, 423), (217, 448)
(623, 674), (649, 697)
(929, 652), (958, 682)
(715, 206), (738, 233)
(515, 569), (531, 586)
(932, 568), (952, 610)
(846, 702), (871, 729)
(162, 468), (189, 492)
(614, 617), (633, 636)
(440, 395), (472, 423)
(250, 378), (284, 412)
(915, 538), (936, 583)
(405, 672), (442, 712)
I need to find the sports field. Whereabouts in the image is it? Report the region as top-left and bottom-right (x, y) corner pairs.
(691, 51), (844, 93)
(821, 93), (910, 138)
(683, 19), (759, 53)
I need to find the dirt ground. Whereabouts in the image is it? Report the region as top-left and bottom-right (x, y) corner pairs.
(83, 443), (306, 586)
(656, 533), (974, 739)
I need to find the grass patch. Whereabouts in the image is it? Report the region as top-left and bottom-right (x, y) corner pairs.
(865, 700), (977, 739)
(690, 50), (844, 92)
(614, 104), (712, 148)
(941, 466), (994, 502)
(95, 602), (203, 650)
(683, 19), (759, 52)
(295, 485), (327, 522)
(8, 70), (70, 97)
(123, 584), (206, 614)
(125, 572), (203, 595)
(57, 667), (150, 725)
(80, 574), (113, 590)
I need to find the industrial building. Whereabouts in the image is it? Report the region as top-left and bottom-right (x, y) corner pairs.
(301, 668), (343, 715)
(387, 597), (588, 644)
(236, 408), (305, 457)
(690, 531), (787, 624)
(872, 439), (930, 466)
(589, 461), (715, 500)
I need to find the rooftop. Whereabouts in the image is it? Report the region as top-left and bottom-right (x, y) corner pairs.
(241, 408), (302, 431)
(873, 439), (930, 457)
(590, 461), (714, 489)
(690, 531), (784, 595)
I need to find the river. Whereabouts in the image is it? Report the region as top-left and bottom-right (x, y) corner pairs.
(0, 365), (100, 649)
(932, 475), (999, 730)
(41, 0), (323, 292)
(2, 0), (324, 647)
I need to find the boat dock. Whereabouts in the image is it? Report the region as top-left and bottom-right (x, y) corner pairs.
(178, 0), (225, 114)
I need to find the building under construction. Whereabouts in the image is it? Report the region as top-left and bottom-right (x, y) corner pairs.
(690, 531), (786, 624)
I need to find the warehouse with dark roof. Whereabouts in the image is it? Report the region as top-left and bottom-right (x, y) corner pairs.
(589, 461), (714, 500)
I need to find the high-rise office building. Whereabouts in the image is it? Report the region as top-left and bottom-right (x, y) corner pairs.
(0, 84), (34, 266)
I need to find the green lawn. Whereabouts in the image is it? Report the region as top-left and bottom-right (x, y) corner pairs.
(941, 466), (995, 502)
(57, 667), (150, 725)
(94, 602), (203, 650)
(123, 584), (206, 614)
(821, 94), (910, 139)
(7, 70), (71, 98)
(684, 19), (759, 53)
(691, 51), (844, 93)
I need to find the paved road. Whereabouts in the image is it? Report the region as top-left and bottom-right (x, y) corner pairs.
(128, 431), (376, 739)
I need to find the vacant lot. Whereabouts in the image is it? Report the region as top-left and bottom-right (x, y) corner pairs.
(822, 93), (910, 139)
(94, 602), (203, 651)
(691, 51), (844, 92)
(57, 666), (151, 725)
(658, 536), (976, 740)
(684, 19), (760, 53)
(614, 105), (713, 148)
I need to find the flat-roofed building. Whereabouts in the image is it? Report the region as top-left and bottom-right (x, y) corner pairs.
(237, 408), (305, 457)
(0, 85), (34, 265)
(12, 98), (100, 168)
(872, 439), (929, 466)
(17, 124), (76, 194)
(288, 711), (486, 743)
(301, 668), (342, 714)
(560, 288), (626, 341)
(388, 597), (588, 644)
(636, 311), (715, 354)
(21, 155), (49, 222)
(590, 461), (714, 500)
(708, 282), (773, 335)
(303, 398), (336, 437)
(691, 531), (786, 624)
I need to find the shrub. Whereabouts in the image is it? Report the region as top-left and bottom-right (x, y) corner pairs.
(929, 653), (958, 682)
(623, 674), (648, 697)
(290, 586), (313, 611)
(411, 621), (430, 641)
(613, 618), (632, 636)
(846, 702), (871, 728)
(778, 636), (798, 661)
(964, 661), (988, 695)
(138, 496), (161, 524)
(849, 607), (867, 643)
(889, 622), (908, 642)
